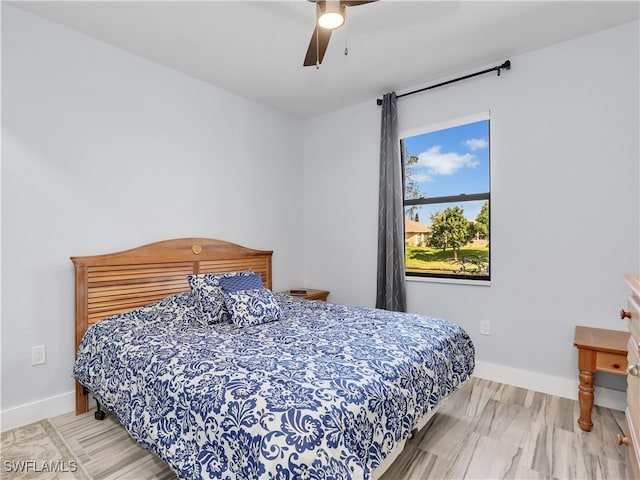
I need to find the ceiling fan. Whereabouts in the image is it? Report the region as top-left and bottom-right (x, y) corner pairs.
(303, 0), (377, 68)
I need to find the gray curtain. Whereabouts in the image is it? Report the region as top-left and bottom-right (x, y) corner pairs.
(376, 92), (406, 312)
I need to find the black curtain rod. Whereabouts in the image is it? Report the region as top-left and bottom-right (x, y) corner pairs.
(376, 60), (511, 105)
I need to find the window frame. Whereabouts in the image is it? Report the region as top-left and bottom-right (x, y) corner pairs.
(401, 112), (491, 284)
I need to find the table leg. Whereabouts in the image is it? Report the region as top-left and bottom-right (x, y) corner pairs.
(577, 349), (596, 432)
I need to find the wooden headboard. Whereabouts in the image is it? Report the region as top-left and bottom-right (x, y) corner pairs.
(71, 237), (273, 414)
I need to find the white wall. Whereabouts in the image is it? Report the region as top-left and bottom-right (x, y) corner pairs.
(303, 21), (639, 403)
(1, 5), (304, 430)
(302, 101), (381, 308)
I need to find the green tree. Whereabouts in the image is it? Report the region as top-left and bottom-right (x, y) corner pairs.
(429, 206), (473, 261)
(466, 220), (477, 242)
(403, 142), (424, 221)
(475, 201), (489, 241)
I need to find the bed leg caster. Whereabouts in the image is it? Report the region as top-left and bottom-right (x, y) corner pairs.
(94, 401), (106, 420)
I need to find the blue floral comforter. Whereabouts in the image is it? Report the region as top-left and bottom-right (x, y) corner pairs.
(74, 293), (474, 480)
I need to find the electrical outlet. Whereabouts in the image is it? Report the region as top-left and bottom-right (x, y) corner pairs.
(32, 345), (46, 365)
(480, 321), (491, 336)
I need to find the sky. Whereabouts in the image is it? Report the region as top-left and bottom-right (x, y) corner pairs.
(403, 119), (489, 224)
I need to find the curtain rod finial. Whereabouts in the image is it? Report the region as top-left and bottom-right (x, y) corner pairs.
(497, 60), (511, 76)
(376, 98), (383, 105)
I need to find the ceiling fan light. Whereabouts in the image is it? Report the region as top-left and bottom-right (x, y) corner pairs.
(318, 12), (344, 29)
(317, 1), (345, 30)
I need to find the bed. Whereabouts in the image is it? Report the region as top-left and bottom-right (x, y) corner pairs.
(72, 238), (475, 480)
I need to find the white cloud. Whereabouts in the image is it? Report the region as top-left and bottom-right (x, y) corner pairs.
(416, 146), (479, 176)
(410, 172), (434, 183)
(463, 138), (489, 151)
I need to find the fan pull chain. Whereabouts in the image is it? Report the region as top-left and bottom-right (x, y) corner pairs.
(316, 26), (320, 69)
(344, 10), (348, 56)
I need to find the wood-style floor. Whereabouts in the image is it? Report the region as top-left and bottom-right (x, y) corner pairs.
(50, 377), (628, 479)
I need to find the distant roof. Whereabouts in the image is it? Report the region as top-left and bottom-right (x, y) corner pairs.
(405, 218), (431, 233)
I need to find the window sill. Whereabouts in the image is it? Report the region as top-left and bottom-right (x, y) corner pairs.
(406, 275), (491, 287)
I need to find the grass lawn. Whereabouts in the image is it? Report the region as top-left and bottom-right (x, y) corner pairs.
(406, 245), (489, 276)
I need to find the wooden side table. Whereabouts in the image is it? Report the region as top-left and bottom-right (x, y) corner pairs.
(284, 288), (329, 302)
(283, 289), (329, 301)
(573, 326), (629, 431)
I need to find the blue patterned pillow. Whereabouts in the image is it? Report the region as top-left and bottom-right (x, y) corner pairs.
(219, 273), (262, 292)
(136, 292), (207, 327)
(224, 288), (283, 328)
(188, 270), (254, 325)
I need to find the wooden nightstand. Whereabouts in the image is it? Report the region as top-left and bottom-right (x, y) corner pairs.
(284, 289), (330, 301)
(573, 325), (629, 432)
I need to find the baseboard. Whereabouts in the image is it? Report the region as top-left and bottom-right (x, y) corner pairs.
(0, 362), (626, 432)
(0, 391), (75, 432)
(473, 360), (626, 412)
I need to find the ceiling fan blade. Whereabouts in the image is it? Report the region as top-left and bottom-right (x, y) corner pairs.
(344, 1), (377, 6)
(303, 26), (332, 67)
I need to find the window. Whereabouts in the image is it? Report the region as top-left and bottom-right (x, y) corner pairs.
(402, 113), (490, 281)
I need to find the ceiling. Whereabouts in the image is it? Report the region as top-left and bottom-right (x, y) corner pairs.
(9, 1), (639, 120)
